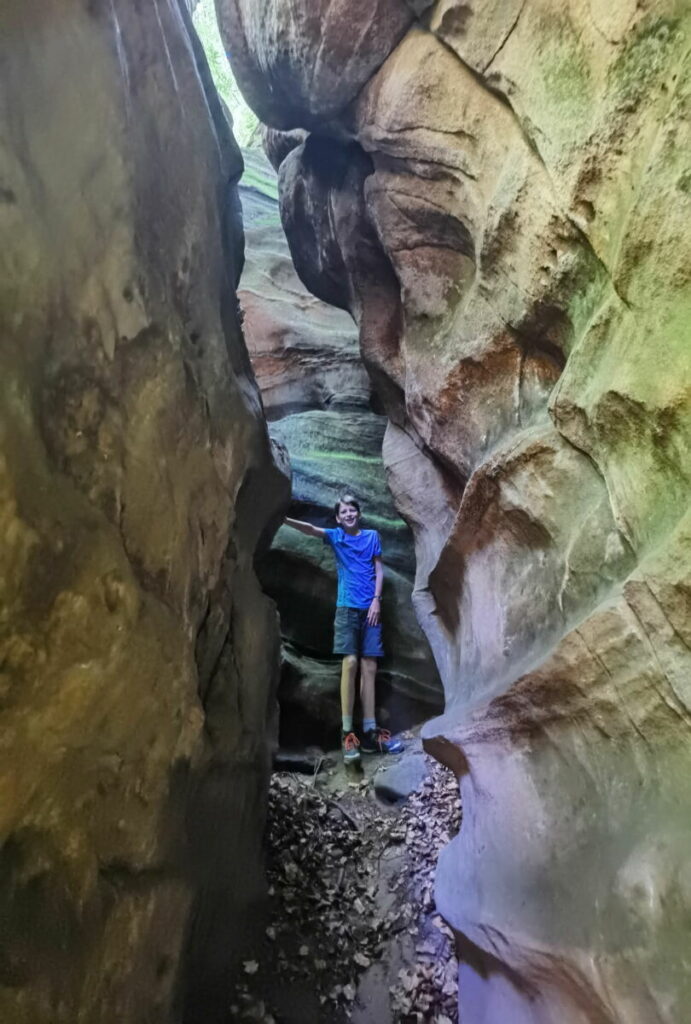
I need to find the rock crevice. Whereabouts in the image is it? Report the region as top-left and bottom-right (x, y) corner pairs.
(238, 149), (443, 746)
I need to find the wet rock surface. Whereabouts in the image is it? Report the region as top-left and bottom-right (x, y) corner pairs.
(0, 3), (287, 1022)
(225, 2), (691, 1020)
(239, 151), (442, 748)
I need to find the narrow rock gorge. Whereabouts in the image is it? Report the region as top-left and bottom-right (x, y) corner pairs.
(238, 149), (442, 748)
(1, 2), (287, 1021)
(3, 1), (691, 1023)
(218, 1), (691, 1021)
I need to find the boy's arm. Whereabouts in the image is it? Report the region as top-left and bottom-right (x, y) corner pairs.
(283, 516), (326, 539)
(367, 556), (384, 626)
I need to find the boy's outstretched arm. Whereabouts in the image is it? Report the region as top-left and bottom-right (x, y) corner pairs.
(284, 516), (326, 539)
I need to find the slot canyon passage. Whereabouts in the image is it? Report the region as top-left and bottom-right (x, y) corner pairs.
(1, 1), (691, 1023)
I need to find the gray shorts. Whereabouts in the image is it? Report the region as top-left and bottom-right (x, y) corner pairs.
(333, 607), (385, 659)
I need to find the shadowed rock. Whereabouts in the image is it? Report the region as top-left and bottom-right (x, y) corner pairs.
(0, 3), (288, 1022)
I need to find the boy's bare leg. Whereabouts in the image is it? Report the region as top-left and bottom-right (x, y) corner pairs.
(340, 655), (358, 721)
(360, 657), (377, 722)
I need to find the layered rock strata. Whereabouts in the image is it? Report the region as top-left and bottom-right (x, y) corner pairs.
(239, 150), (442, 746)
(0, 3), (287, 1022)
(218, 2), (691, 1021)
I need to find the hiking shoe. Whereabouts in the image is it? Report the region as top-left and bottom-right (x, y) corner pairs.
(342, 731), (361, 762)
(360, 728), (404, 755)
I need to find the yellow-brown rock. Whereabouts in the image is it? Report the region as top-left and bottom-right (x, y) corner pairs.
(223, 1), (691, 1020)
(0, 2), (287, 1022)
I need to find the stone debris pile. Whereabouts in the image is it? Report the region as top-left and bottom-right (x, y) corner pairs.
(388, 768), (461, 1022)
(228, 755), (461, 1022)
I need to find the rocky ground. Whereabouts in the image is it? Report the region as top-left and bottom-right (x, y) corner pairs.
(227, 744), (461, 1023)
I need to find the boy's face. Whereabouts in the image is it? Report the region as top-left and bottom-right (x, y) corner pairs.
(336, 502), (360, 530)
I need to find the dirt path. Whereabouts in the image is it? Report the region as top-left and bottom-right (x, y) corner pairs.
(228, 746), (461, 1023)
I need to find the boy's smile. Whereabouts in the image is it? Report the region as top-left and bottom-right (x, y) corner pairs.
(337, 503), (360, 533)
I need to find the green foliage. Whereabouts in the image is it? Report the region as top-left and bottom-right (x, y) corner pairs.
(192, 0), (260, 147)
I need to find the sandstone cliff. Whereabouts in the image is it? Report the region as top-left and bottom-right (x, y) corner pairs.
(239, 150), (442, 746)
(218, 2), (691, 1020)
(0, 3), (287, 1022)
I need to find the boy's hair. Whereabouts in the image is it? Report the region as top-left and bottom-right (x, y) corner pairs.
(334, 493), (361, 516)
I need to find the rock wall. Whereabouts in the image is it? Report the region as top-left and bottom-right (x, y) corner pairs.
(218, 2), (691, 1021)
(238, 150), (442, 746)
(0, 3), (287, 1022)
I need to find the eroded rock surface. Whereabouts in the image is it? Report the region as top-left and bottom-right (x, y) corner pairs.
(224, 2), (691, 1020)
(239, 150), (370, 420)
(238, 151), (442, 746)
(0, 3), (287, 1022)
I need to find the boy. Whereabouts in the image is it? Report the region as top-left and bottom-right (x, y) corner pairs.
(284, 494), (404, 762)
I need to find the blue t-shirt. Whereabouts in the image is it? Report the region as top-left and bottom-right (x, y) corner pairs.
(323, 528), (382, 609)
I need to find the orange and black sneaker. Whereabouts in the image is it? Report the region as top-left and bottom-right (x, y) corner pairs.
(360, 728), (404, 755)
(342, 731), (361, 762)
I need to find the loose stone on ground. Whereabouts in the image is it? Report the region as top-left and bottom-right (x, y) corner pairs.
(228, 753), (461, 1022)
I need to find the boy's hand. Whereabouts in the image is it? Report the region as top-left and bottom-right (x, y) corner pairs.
(366, 598), (381, 626)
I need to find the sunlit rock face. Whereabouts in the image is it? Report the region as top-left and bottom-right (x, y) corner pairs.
(0, 3), (288, 1022)
(238, 150), (442, 745)
(220, 1), (691, 1019)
